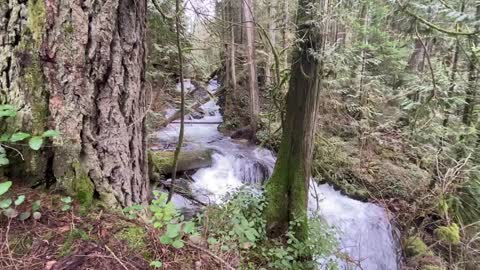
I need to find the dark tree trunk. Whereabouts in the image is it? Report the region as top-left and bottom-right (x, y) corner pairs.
(264, 0), (322, 241)
(1, 0), (148, 207)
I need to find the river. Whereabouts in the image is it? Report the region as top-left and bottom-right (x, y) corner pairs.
(156, 80), (400, 270)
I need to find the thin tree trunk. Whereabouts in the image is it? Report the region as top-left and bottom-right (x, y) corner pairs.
(443, 38), (461, 127)
(265, 0), (323, 240)
(463, 4), (480, 127)
(358, 3), (369, 106)
(1, 0), (149, 207)
(265, 2), (277, 87)
(443, 2), (464, 127)
(281, 0), (290, 68)
(243, 0), (260, 134)
(168, 0), (186, 203)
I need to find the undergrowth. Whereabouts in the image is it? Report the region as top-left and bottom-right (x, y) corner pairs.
(198, 188), (339, 270)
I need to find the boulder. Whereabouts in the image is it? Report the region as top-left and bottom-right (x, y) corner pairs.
(148, 149), (213, 179)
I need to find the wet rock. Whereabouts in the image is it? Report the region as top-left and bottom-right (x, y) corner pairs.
(148, 149), (213, 179)
(190, 110), (205, 119)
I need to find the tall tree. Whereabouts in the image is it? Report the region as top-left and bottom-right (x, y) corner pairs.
(264, 0), (323, 240)
(0, 0), (148, 207)
(463, 3), (480, 128)
(243, 0), (260, 134)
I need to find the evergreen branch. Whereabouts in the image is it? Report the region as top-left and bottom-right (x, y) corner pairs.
(397, 1), (479, 36)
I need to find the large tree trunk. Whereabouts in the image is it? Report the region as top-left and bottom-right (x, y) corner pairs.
(1, 0), (148, 207)
(242, 0), (260, 135)
(264, 0), (322, 241)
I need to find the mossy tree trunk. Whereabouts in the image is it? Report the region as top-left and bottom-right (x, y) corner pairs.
(264, 0), (322, 241)
(1, 0), (149, 207)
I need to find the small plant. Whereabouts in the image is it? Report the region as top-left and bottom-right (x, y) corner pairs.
(149, 260), (163, 268)
(0, 180), (42, 221)
(123, 204), (144, 219)
(150, 191), (198, 249)
(60, 196), (73, 211)
(0, 104), (60, 167)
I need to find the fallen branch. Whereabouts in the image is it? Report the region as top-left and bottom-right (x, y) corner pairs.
(159, 180), (207, 206)
(161, 87), (225, 127)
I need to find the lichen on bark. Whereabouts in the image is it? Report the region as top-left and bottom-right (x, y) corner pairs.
(0, 0), (49, 182)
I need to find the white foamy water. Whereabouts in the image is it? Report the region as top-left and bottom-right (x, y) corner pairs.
(156, 80), (400, 270)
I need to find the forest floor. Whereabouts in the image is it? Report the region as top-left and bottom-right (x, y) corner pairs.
(0, 185), (235, 270)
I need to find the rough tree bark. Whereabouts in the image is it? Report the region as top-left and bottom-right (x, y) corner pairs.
(242, 0), (260, 134)
(264, 0), (322, 241)
(1, 0), (149, 207)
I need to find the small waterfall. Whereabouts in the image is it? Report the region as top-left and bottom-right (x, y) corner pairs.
(156, 79), (400, 270)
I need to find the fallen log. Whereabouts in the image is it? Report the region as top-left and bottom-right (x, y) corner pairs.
(148, 149), (213, 177)
(161, 87), (225, 127)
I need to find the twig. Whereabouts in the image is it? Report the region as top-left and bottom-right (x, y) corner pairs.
(0, 144), (24, 161)
(104, 245), (130, 270)
(186, 241), (235, 270)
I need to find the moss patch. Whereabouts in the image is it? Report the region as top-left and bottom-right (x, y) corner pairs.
(115, 225), (151, 259)
(27, 0), (46, 47)
(61, 162), (95, 207)
(405, 236), (433, 257)
(59, 229), (90, 257)
(434, 223), (461, 245)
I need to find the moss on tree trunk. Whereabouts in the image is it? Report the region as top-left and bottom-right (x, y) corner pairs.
(264, 0), (322, 241)
(1, 0), (149, 207)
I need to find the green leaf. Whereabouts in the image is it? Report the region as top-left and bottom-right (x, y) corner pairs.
(42, 130), (60, 138)
(9, 132), (30, 142)
(159, 234), (173, 244)
(61, 196), (73, 204)
(0, 134), (9, 142)
(149, 261), (163, 268)
(0, 157), (9, 166)
(28, 136), (43, 150)
(33, 211), (42, 220)
(0, 181), (12, 196)
(183, 221), (196, 235)
(172, 240), (184, 249)
(32, 200), (41, 211)
(245, 230), (256, 242)
(166, 223), (181, 238)
(3, 208), (18, 218)
(19, 211), (31, 221)
(0, 105), (16, 118)
(0, 199), (12, 209)
(61, 204), (71, 211)
(207, 237), (218, 245)
(14, 195), (25, 206)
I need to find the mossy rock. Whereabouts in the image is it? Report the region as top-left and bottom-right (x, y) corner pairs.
(148, 149), (213, 179)
(405, 236), (433, 257)
(434, 223), (461, 245)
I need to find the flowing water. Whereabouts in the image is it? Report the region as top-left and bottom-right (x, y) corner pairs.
(156, 80), (400, 270)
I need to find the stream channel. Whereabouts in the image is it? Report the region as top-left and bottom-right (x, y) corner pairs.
(155, 80), (401, 270)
